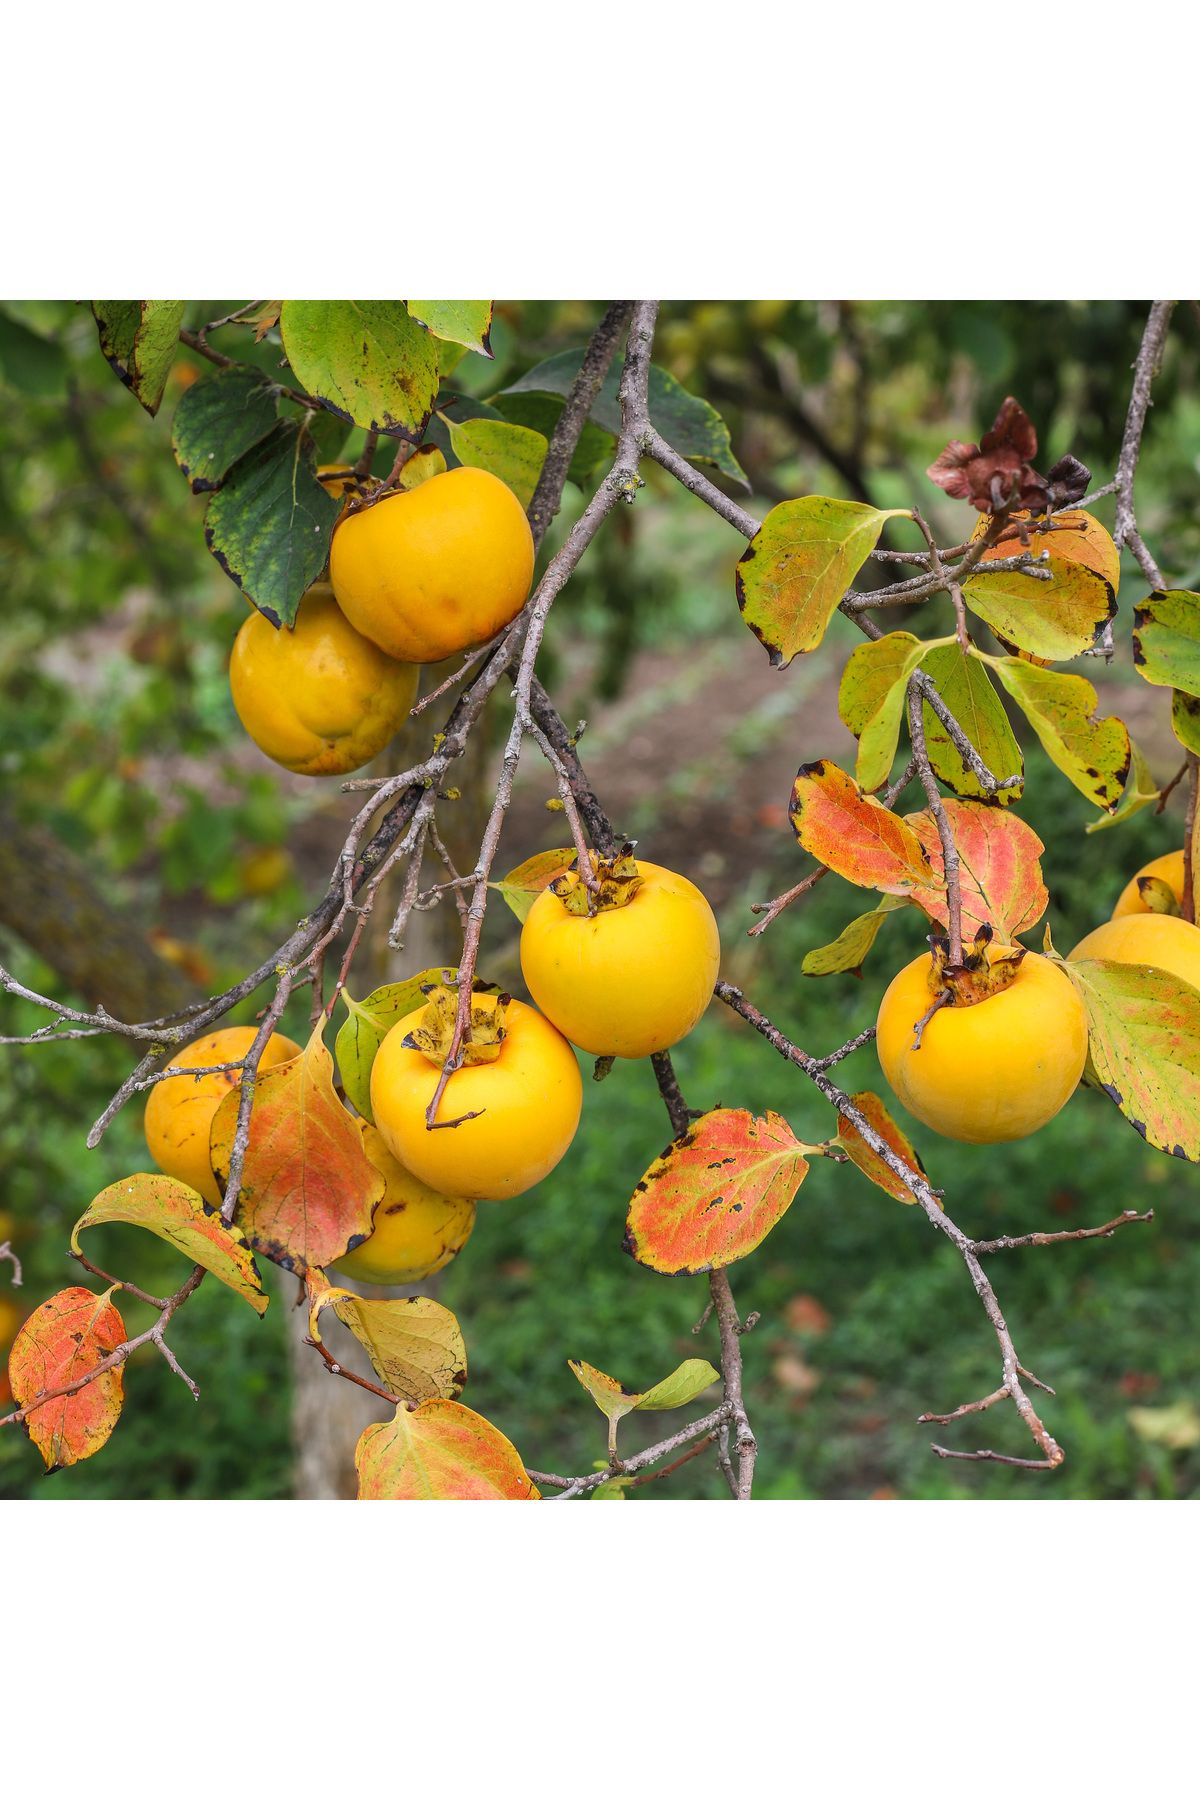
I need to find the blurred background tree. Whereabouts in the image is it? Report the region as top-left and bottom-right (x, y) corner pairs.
(3, 298), (1199, 1499)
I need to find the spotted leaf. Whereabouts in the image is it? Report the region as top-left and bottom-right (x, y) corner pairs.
(8, 1286), (126, 1470)
(790, 760), (935, 896)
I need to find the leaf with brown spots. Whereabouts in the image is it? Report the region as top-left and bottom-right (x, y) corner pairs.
(624, 1108), (812, 1275)
(790, 760), (935, 897)
(308, 1271), (466, 1405)
(1086, 738), (1161, 835)
(71, 1174), (268, 1315)
(489, 848), (576, 923)
(1061, 956), (1200, 1160)
(907, 798), (1048, 942)
(356, 1399), (540, 1499)
(989, 657), (1130, 812)
(8, 1286), (126, 1470)
(962, 511), (1117, 661)
(837, 1092), (933, 1207)
(736, 497), (910, 667)
(1132, 590), (1200, 695)
(210, 1019), (383, 1275)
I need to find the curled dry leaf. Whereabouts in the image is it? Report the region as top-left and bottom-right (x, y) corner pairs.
(356, 1398), (540, 1500)
(210, 1018), (383, 1275)
(837, 1091), (933, 1206)
(624, 1106), (812, 1275)
(71, 1173), (268, 1315)
(926, 396), (1045, 514)
(8, 1286), (126, 1470)
(308, 1271), (466, 1406)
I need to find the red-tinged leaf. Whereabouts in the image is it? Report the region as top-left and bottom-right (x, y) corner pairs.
(790, 760), (935, 896)
(837, 1091), (933, 1206)
(355, 1399), (540, 1499)
(8, 1286), (126, 1470)
(489, 848), (576, 922)
(907, 799), (1048, 941)
(1061, 957), (1200, 1160)
(210, 1019), (383, 1275)
(71, 1174), (268, 1315)
(623, 1107), (811, 1275)
(308, 1271), (466, 1406)
(962, 511), (1117, 662)
(736, 497), (909, 667)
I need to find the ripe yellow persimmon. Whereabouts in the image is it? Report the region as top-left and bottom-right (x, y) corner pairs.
(370, 992), (582, 1202)
(144, 1026), (302, 1206)
(520, 857), (720, 1058)
(230, 583), (418, 777)
(332, 1127), (475, 1285)
(1070, 911), (1200, 991)
(1112, 849), (1185, 917)
(329, 467), (535, 663)
(876, 949), (1087, 1144)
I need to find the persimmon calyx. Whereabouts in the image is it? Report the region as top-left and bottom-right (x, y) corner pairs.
(402, 982), (509, 1068)
(549, 843), (644, 915)
(926, 923), (1025, 1008)
(1138, 875), (1180, 915)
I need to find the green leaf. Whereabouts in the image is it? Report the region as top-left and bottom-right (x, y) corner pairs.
(335, 969), (459, 1121)
(838, 631), (928, 791)
(1133, 591), (1200, 695)
(501, 348), (747, 486)
(568, 1357), (720, 1423)
(171, 363), (279, 493)
(1173, 689), (1200, 756)
(1062, 956), (1200, 1160)
(736, 498), (909, 667)
(91, 301), (186, 415)
(0, 309), (67, 396)
(989, 656), (1130, 812)
(406, 301), (494, 357)
(489, 849), (576, 922)
(920, 642), (1023, 804)
(203, 422), (340, 626)
(440, 415), (547, 509)
(492, 390), (613, 487)
(1085, 738), (1161, 834)
(801, 895), (909, 977)
(279, 300), (440, 441)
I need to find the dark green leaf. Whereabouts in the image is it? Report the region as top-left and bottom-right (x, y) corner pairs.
(171, 364), (279, 493)
(203, 422), (340, 626)
(0, 310), (67, 396)
(501, 349), (748, 487)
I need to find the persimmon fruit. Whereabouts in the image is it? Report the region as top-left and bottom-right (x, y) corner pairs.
(333, 1126), (475, 1285)
(876, 948), (1087, 1144)
(230, 582), (418, 776)
(329, 466), (535, 663)
(519, 855), (720, 1058)
(143, 1025), (301, 1206)
(370, 989), (581, 1202)
(1111, 849), (1186, 918)
(1070, 911), (1200, 991)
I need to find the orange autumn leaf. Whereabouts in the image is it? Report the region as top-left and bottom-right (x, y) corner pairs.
(624, 1107), (811, 1275)
(355, 1399), (540, 1499)
(907, 799), (1048, 941)
(837, 1091), (934, 1207)
(8, 1286), (126, 1469)
(790, 759), (935, 896)
(210, 1018), (383, 1274)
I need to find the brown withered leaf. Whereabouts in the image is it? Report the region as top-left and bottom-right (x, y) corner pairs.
(927, 397), (1046, 515)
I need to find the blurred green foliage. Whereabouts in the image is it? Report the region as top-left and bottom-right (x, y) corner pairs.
(2, 299), (1199, 1499)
